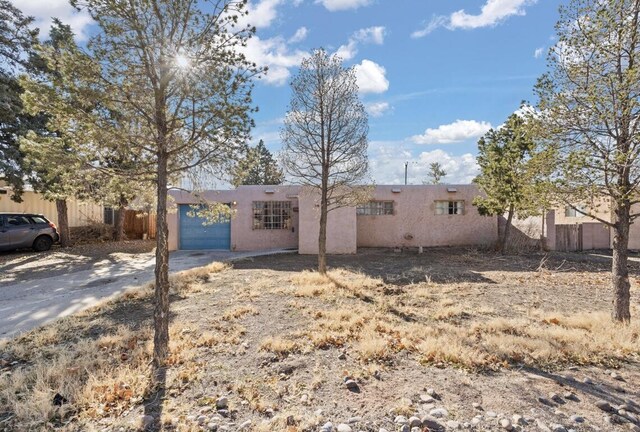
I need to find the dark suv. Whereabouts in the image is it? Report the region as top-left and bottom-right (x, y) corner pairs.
(0, 213), (60, 252)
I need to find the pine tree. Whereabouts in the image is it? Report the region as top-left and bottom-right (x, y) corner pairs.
(232, 140), (284, 187)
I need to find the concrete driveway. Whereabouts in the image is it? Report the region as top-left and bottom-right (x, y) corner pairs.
(0, 249), (294, 341)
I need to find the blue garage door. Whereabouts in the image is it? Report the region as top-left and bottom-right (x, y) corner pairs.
(179, 205), (231, 250)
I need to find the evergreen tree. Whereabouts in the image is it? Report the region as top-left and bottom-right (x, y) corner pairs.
(232, 140), (284, 186)
(0, 1), (39, 200)
(473, 112), (550, 253)
(425, 162), (446, 185)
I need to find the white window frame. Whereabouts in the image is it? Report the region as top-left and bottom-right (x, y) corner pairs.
(356, 201), (394, 216)
(564, 206), (586, 218)
(435, 200), (465, 215)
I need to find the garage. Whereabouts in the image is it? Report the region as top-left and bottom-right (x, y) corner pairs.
(178, 204), (231, 250)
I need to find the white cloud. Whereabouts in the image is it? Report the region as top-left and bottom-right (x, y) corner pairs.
(354, 59), (389, 94)
(365, 101), (391, 117)
(335, 26), (386, 61)
(289, 27), (309, 43)
(9, 0), (94, 41)
(412, 0), (537, 38)
(242, 36), (308, 86)
(236, 0), (284, 29)
(534, 47), (545, 58)
(368, 141), (479, 184)
(411, 120), (492, 145)
(316, 0), (373, 12)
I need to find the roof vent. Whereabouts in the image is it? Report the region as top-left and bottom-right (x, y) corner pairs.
(264, 189), (275, 194)
(391, 188), (402, 193)
(447, 187), (458, 193)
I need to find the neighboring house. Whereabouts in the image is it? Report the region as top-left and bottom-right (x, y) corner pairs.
(168, 184), (498, 253)
(0, 182), (104, 228)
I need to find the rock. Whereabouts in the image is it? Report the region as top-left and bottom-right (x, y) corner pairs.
(336, 424), (352, 432)
(379, 429), (389, 432)
(320, 422), (334, 432)
(563, 392), (578, 401)
(550, 424), (567, 432)
(605, 414), (626, 425)
(470, 417), (481, 426)
(537, 419), (552, 432)
(420, 394), (436, 404)
(338, 351), (347, 360)
(411, 428), (421, 432)
(201, 406), (212, 414)
(394, 415), (409, 425)
(486, 411), (497, 418)
(499, 418), (512, 430)
(583, 377), (594, 385)
(620, 404), (640, 414)
(197, 415), (207, 425)
(186, 415), (197, 422)
(628, 424), (640, 432)
(429, 408), (448, 418)
(238, 420), (251, 430)
(300, 394), (309, 404)
(611, 372), (624, 381)
(621, 411), (639, 423)
(569, 415), (584, 423)
(538, 397), (555, 406)
(549, 393), (564, 404)
(595, 400), (615, 413)
(554, 409), (567, 417)
(512, 414), (525, 426)
(426, 388), (437, 397)
(344, 379), (359, 391)
(446, 420), (460, 429)
(347, 417), (361, 424)
(216, 397), (228, 410)
(420, 415), (444, 431)
(140, 415), (154, 428)
(472, 402), (482, 410)
(408, 416), (421, 428)
(206, 423), (218, 431)
(399, 426), (410, 432)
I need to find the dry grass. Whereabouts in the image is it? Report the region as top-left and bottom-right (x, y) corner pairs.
(260, 336), (302, 357)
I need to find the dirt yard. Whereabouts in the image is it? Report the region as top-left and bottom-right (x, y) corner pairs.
(1, 248), (639, 432)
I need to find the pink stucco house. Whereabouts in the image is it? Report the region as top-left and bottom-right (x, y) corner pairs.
(167, 184), (499, 253)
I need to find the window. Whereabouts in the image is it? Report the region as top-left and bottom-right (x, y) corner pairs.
(104, 207), (115, 225)
(253, 201), (292, 230)
(565, 206), (586, 218)
(7, 215), (32, 226)
(30, 216), (48, 224)
(435, 200), (464, 215)
(356, 201), (394, 216)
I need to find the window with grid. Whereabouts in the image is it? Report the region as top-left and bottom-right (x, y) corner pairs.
(356, 201), (394, 216)
(252, 201), (292, 229)
(435, 200), (464, 215)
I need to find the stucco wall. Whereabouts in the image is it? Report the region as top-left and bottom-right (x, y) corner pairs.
(356, 185), (497, 248)
(0, 186), (103, 227)
(581, 223), (611, 250)
(168, 186), (300, 252)
(297, 189), (357, 254)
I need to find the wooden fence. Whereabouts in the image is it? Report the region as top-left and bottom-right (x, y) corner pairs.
(555, 223), (610, 252)
(124, 210), (157, 239)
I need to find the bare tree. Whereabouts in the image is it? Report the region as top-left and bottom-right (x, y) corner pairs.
(281, 49), (369, 274)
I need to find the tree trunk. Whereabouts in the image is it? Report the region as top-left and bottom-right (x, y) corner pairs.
(55, 199), (71, 247)
(499, 205), (514, 254)
(152, 154), (170, 373)
(318, 188), (328, 275)
(114, 201), (127, 241)
(612, 204), (631, 323)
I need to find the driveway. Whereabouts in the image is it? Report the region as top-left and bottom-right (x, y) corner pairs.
(0, 248), (294, 341)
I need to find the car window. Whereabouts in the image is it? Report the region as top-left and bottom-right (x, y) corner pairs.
(30, 216), (48, 224)
(0, 216), (4, 227)
(7, 215), (32, 226)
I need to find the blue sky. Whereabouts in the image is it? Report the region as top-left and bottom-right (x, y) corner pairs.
(11, 0), (564, 185)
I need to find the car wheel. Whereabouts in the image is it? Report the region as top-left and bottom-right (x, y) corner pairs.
(33, 236), (53, 252)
